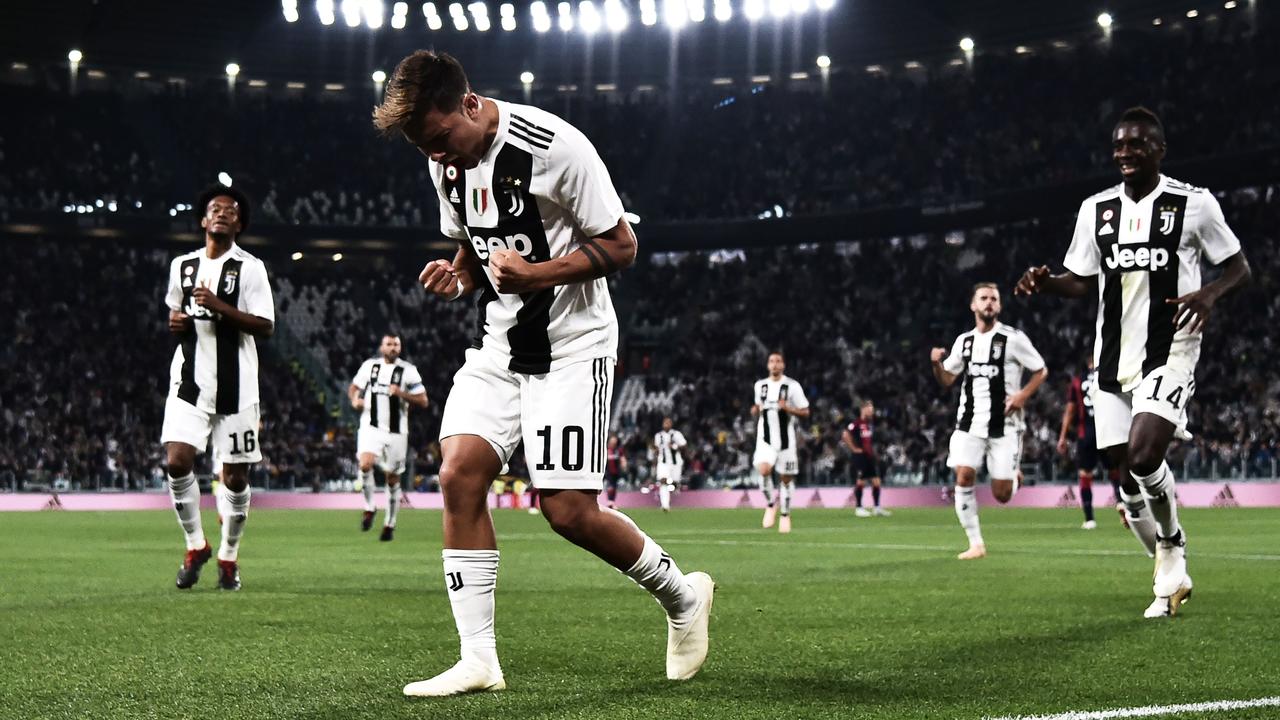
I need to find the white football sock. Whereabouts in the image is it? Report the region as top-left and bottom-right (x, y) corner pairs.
(658, 483), (672, 510)
(760, 473), (776, 507)
(442, 549), (500, 667)
(168, 472), (205, 550)
(360, 468), (376, 512)
(623, 535), (696, 617)
(385, 483), (402, 528)
(1133, 462), (1181, 540)
(954, 486), (984, 546)
(1120, 486), (1158, 556)
(779, 482), (794, 516)
(216, 485), (251, 562)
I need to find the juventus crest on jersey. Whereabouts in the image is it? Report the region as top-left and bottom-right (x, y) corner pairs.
(753, 376), (810, 451)
(941, 323), (1045, 439)
(165, 243), (275, 414)
(351, 358), (425, 434)
(654, 429), (687, 466)
(1063, 175), (1242, 393)
(429, 99), (626, 375)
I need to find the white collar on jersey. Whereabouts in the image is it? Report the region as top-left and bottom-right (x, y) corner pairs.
(1121, 174), (1168, 206)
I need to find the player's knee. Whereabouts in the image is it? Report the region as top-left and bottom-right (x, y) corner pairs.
(221, 467), (249, 492)
(542, 503), (590, 542)
(992, 484), (1014, 503)
(1128, 446), (1163, 478)
(165, 458), (193, 479)
(438, 465), (488, 513)
(358, 459), (374, 473)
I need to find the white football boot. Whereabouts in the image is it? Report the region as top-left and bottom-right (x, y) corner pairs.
(666, 572), (715, 680)
(403, 658), (506, 697)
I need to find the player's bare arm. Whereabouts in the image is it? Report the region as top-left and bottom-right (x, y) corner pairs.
(1015, 266), (1094, 298)
(347, 383), (365, 411)
(841, 429), (863, 454)
(1166, 251), (1252, 334)
(1057, 398), (1075, 455)
(750, 404), (760, 417)
(420, 245), (481, 301)
(489, 216), (637, 294)
(192, 285), (274, 337)
(930, 347), (958, 388)
(390, 384), (430, 409)
(168, 309), (192, 334)
(777, 399), (809, 419)
(1005, 367), (1049, 416)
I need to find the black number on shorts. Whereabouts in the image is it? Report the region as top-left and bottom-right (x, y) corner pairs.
(561, 426), (584, 471)
(535, 425), (585, 472)
(228, 430), (256, 455)
(536, 426), (555, 470)
(1166, 386), (1184, 410)
(1147, 376), (1164, 401)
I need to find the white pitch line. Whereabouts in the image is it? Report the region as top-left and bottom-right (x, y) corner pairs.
(496, 531), (1280, 561)
(984, 695), (1280, 720)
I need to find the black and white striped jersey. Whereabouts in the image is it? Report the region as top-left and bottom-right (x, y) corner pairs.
(351, 358), (425, 434)
(1063, 175), (1241, 393)
(753, 376), (810, 451)
(429, 99), (626, 374)
(942, 323), (1045, 438)
(164, 243), (274, 413)
(654, 429), (687, 466)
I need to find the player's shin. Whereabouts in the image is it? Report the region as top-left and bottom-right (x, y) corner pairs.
(442, 549), (500, 667)
(1080, 471), (1095, 521)
(360, 468), (376, 512)
(1134, 461), (1181, 540)
(779, 482), (794, 516)
(216, 484), (250, 562)
(1120, 486), (1158, 556)
(168, 472), (205, 550)
(954, 486), (983, 547)
(386, 482), (402, 528)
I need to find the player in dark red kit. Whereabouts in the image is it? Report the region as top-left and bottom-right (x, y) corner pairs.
(603, 434), (628, 509)
(1057, 356), (1122, 530)
(842, 400), (890, 517)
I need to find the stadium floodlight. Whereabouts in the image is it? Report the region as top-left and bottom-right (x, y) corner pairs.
(640, 0), (658, 25)
(744, 0), (764, 20)
(768, 0), (788, 19)
(1224, 0), (1237, 8)
(226, 63), (241, 77)
(1097, 12), (1112, 28)
(423, 1), (438, 16)
(317, 0), (336, 24)
(291, 252), (304, 261)
(713, 0), (731, 21)
(218, 172), (234, 187)
(363, 0), (385, 28)
(531, 2), (552, 30)
(558, 1), (573, 30)
(579, 1), (601, 34)
(283, 0), (301, 22)
(500, 2), (516, 29)
(391, 1), (408, 26)
(789, 0), (810, 14)
(452, 12), (469, 29)
(68, 49), (83, 64)
(470, 2), (490, 30)
(604, 0), (628, 31)
(501, 15), (516, 29)
(428, 12), (444, 27)
(392, 12), (406, 26)
(816, 54), (831, 69)
(372, 69), (387, 82)
(959, 36), (974, 52)
(332, 253), (344, 262)
(688, 0), (706, 23)
(1185, 9), (1198, 18)
(664, 0), (688, 28)
(814, 0), (834, 10)
(521, 70), (535, 84)
(341, 0), (362, 25)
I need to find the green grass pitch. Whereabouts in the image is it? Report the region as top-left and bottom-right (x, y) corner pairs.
(2, 507), (1278, 719)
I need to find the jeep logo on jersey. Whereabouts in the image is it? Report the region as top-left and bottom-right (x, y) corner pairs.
(1104, 244), (1170, 272)
(470, 233), (535, 261)
(967, 363), (1001, 378)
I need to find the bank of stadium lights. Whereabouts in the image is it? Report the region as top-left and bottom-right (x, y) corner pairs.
(341, 0), (361, 26)
(637, 0), (658, 25)
(449, 3), (469, 30)
(688, 0), (707, 24)
(282, 0), (300, 22)
(317, 0), (336, 24)
(1186, 9), (1199, 18)
(1224, 1), (1237, 8)
(500, 3), (516, 31)
(959, 36), (974, 52)
(68, 49), (83, 64)
(789, 0), (810, 14)
(291, 252), (304, 261)
(469, 1), (491, 31)
(424, 2), (444, 29)
(520, 70), (535, 84)
(742, 0), (763, 20)
(558, 2), (574, 31)
(531, 1), (552, 31)
(713, 0), (731, 21)
(663, 0), (688, 28)
(814, 0), (834, 10)
(768, 0), (789, 19)
(226, 63), (241, 78)
(391, 1), (408, 28)
(332, 253), (344, 262)
(577, 1), (600, 34)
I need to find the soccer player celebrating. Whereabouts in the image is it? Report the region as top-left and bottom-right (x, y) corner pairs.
(931, 283), (1047, 560)
(162, 185), (274, 591)
(751, 351), (810, 534)
(374, 51), (713, 696)
(1017, 107), (1251, 617)
(842, 400), (889, 517)
(349, 333), (429, 541)
(653, 417), (687, 512)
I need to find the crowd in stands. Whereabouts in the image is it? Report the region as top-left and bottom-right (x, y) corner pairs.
(0, 9), (1274, 225)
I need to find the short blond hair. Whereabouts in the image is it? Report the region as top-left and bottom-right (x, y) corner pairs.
(372, 50), (470, 136)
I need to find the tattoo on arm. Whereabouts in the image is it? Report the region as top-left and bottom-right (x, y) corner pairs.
(578, 241), (606, 278)
(582, 238), (620, 275)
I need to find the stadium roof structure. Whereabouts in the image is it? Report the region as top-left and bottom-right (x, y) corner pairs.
(6, 0), (1216, 88)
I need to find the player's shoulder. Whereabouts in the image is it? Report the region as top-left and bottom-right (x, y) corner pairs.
(172, 247), (203, 264)
(395, 358), (419, 371)
(996, 322), (1027, 337)
(500, 100), (565, 159)
(1162, 175), (1212, 197)
(1081, 182), (1124, 208)
(229, 243), (268, 271)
